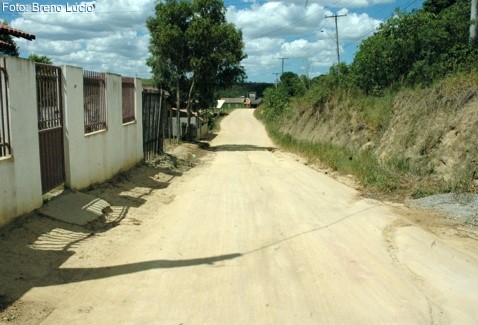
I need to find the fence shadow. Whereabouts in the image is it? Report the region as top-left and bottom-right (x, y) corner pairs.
(0, 153), (193, 314)
(84, 163), (177, 208)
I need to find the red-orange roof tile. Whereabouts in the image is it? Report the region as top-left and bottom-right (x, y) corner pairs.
(0, 23), (35, 40)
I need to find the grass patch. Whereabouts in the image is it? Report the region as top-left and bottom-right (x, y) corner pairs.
(355, 93), (394, 133)
(255, 107), (477, 200)
(262, 119), (399, 193)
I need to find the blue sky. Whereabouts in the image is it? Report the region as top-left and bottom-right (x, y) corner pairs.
(2, 0), (424, 83)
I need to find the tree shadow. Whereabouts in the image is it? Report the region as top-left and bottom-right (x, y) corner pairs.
(210, 144), (276, 152)
(0, 203), (377, 314)
(0, 213), (242, 313)
(43, 253), (243, 286)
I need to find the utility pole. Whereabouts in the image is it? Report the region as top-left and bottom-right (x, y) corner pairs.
(471, 0), (478, 46)
(273, 72), (281, 87)
(278, 57), (288, 75)
(325, 13), (346, 69)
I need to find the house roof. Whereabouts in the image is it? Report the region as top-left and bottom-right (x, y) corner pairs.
(220, 97), (247, 104)
(0, 23), (36, 41)
(142, 86), (170, 97)
(0, 40), (15, 48)
(172, 108), (201, 117)
(216, 99), (225, 109)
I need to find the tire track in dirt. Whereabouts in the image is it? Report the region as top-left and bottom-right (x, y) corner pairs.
(382, 218), (448, 324)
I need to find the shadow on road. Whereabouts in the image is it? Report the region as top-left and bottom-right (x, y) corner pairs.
(0, 156), (188, 313)
(210, 144), (276, 152)
(0, 183), (376, 315)
(44, 253), (243, 285)
(0, 213), (242, 313)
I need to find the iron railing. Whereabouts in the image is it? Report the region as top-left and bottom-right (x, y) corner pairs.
(142, 89), (165, 160)
(36, 63), (65, 193)
(83, 70), (106, 134)
(0, 64), (11, 157)
(122, 77), (135, 123)
(36, 63), (62, 130)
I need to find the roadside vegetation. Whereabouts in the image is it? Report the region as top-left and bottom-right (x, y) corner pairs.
(256, 0), (478, 200)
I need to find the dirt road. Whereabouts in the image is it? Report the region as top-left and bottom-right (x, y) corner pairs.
(2, 109), (478, 324)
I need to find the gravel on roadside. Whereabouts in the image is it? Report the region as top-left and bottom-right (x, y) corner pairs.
(407, 193), (478, 228)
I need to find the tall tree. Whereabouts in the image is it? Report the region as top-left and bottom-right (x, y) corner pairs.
(147, 0), (192, 140)
(147, 0), (246, 140)
(0, 21), (19, 57)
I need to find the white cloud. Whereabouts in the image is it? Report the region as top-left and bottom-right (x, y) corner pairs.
(228, 2), (325, 40)
(228, 1), (382, 80)
(12, 0), (155, 77)
(9, 0), (385, 82)
(255, 0), (394, 8)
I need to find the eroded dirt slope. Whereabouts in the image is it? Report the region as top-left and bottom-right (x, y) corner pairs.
(279, 84), (478, 183)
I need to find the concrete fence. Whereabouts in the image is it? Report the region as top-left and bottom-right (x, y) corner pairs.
(63, 66), (143, 190)
(0, 57), (143, 227)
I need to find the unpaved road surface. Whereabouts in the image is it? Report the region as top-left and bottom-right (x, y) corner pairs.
(2, 109), (478, 324)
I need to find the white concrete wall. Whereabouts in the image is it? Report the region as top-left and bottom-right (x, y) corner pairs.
(0, 60), (144, 226)
(0, 57), (43, 227)
(63, 66), (143, 190)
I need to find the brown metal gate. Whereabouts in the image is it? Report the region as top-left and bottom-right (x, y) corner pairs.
(36, 63), (65, 194)
(142, 89), (166, 160)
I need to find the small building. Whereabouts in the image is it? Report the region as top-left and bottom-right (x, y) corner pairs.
(217, 97), (247, 109)
(171, 108), (208, 140)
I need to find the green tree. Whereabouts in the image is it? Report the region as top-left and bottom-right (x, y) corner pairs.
(423, 0), (457, 14)
(279, 72), (306, 97)
(0, 21), (19, 57)
(147, 0), (246, 140)
(262, 86), (289, 121)
(147, 0), (192, 140)
(350, 0), (478, 93)
(28, 53), (53, 64)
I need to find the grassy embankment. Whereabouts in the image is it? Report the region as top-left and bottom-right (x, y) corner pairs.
(255, 73), (478, 200)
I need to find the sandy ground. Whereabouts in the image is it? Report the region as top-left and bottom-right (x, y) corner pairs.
(1, 109), (478, 324)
